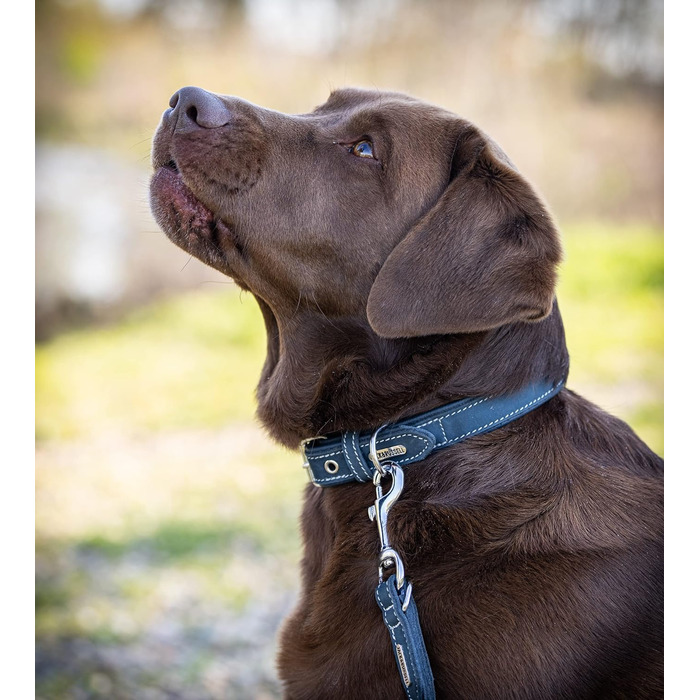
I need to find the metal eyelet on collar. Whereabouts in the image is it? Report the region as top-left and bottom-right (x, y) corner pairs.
(323, 459), (339, 474)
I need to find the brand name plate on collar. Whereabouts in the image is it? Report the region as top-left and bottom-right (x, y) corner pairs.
(376, 445), (407, 460)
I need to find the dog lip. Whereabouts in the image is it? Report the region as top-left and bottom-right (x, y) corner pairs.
(151, 165), (214, 224)
(150, 165), (243, 265)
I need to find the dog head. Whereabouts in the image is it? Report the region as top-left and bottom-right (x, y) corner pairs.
(150, 87), (561, 336)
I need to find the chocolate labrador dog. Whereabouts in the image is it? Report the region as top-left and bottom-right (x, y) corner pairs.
(150, 87), (663, 699)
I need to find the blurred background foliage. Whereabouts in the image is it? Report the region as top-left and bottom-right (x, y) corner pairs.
(35, 0), (663, 698)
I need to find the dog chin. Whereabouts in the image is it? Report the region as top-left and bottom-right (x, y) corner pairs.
(149, 164), (236, 272)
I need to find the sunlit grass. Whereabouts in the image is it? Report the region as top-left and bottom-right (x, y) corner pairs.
(557, 221), (663, 452)
(36, 290), (267, 441)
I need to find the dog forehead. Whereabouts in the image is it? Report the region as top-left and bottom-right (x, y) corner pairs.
(314, 87), (419, 110)
(310, 87), (459, 132)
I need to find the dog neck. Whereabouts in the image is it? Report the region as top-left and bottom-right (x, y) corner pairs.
(253, 295), (569, 449)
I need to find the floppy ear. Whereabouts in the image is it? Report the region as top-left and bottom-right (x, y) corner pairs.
(366, 126), (562, 338)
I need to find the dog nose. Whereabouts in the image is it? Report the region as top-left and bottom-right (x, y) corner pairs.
(169, 86), (230, 129)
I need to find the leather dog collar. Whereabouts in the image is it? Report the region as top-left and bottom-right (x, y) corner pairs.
(301, 378), (565, 487)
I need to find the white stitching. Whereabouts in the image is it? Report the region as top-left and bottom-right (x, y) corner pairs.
(377, 586), (419, 699)
(395, 438), (431, 465)
(308, 447), (344, 459)
(377, 593), (411, 695)
(310, 382), (562, 482)
(371, 434), (432, 465)
(416, 396), (489, 428)
(350, 433), (373, 479)
(377, 593), (403, 634)
(315, 471), (352, 483)
(372, 433), (432, 466)
(311, 431), (428, 459)
(375, 433), (429, 445)
(441, 384), (561, 446)
(376, 591), (393, 613)
(340, 435), (354, 478)
(342, 434), (365, 482)
(438, 417), (447, 443)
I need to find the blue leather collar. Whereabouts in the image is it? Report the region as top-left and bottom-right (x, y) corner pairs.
(302, 378), (565, 487)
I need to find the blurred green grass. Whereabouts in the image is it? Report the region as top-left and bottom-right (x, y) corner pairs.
(35, 222), (662, 699)
(36, 289), (267, 441)
(557, 222), (663, 453)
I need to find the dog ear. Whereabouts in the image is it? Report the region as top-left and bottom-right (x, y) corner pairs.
(366, 126), (562, 338)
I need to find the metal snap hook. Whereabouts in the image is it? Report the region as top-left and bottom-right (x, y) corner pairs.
(369, 423), (388, 477)
(367, 462), (407, 589)
(379, 547), (406, 590)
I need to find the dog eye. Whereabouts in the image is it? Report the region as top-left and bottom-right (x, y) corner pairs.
(350, 140), (375, 159)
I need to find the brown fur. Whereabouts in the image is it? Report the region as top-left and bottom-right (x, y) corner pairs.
(150, 86), (663, 699)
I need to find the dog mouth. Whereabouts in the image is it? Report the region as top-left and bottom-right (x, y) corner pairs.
(150, 160), (242, 272)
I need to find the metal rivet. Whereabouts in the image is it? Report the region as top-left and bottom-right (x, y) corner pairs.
(324, 459), (340, 474)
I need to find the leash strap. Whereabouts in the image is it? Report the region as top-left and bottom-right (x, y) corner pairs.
(303, 379), (565, 486)
(369, 461), (434, 700)
(376, 574), (436, 700)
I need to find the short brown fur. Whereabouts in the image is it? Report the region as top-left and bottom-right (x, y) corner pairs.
(150, 87), (663, 699)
